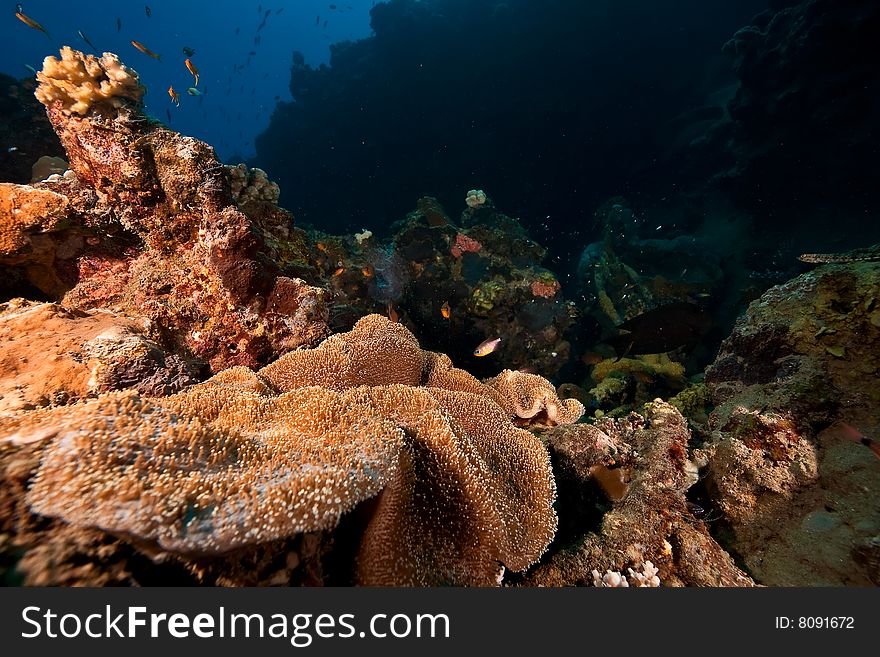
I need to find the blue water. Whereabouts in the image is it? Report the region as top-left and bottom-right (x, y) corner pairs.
(2, 0), (374, 160)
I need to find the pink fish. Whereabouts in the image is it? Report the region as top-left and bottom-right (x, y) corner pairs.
(474, 337), (501, 357)
(822, 421), (880, 459)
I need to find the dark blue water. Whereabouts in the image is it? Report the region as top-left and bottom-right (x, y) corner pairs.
(2, 0), (373, 160)
(4, 0), (879, 276)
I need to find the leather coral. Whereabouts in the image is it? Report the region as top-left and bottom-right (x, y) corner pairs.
(4, 314), (584, 585)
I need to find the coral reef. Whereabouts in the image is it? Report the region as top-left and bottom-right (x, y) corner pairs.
(591, 561), (660, 587)
(1, 47), (329, 372)
(702, 261), (880, 584)
(524, 401), (753, 587)
(302, 196), (575, 377)
(0, 299), (201, 413)
(1, 315), (581, 586)
(578, 198), (724, 330)
(0, 183), (71, 297)
(486, 370), (584, 425)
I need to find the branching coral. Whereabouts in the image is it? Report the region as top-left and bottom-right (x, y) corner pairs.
(4, 314), (580, 585)
(465, 189), (487, 208)
(35, 46), (144, 115)
(227, 164), (281, 205)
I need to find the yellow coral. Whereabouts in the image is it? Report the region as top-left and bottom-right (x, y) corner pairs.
(592, 353), (686, 387)
(35, 46), (144, 116)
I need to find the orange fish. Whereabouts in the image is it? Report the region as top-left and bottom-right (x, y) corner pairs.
(582, 351), (604, 366)
(474, 337), (501, 357)
(15, 9), (50, 38)
(332, 266), (345, 277)
(316, 242), (327, 252)
(361, 265), (374, 278)
(184, 58), (199, 86)
(440, 301), (451, 319)
(386, 302), (399, 323)
(131, 40), (161, 61)
(167, 85), (180, 106)
(823, 421), (880, 459)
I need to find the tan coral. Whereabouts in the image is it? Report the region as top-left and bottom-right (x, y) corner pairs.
(4, 314), (572, 585)
(35, 47), (145, 116)
(0, 299), (197, 413)
(227, 164), (281, 205)
(0, 183), (70, 255)
(486, 369), (586, 424)
(18, 372), (405, 555)
(352, 385), (557, 585)
(260, 313), (429, 391)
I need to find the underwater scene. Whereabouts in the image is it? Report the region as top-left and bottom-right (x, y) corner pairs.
(0, 0), (878, 587)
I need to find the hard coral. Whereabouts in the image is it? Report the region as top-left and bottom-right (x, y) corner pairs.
(703, 261), (880, 585)
(3, 315), (579, 586)
(450, 232), (483, 258)
(0, 299), (200, 413)
(35, 46), (144, 116)
(530, 276), (561, 299)
(527, 401), (753, 587)
(14, 47), (330, 371)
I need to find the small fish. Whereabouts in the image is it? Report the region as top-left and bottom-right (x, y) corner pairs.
(24, 64), (37, 76)
(185, 58), (199, 86)
(315, 15), (319, 25)
(186, 87), (202, 96)
(235, 26), (240, 35)
(332, 267), (345, 277)
(15, 8), (50, 38)
(168, 85), (180, 106)
(581, 351), (604, 366)
(440, 301), (451, 319)
(116, 17), (121, 32)
(821, 421), (880, 459)
(323, 20), (327, 28)
(131, 40), (162, 61)
(474, 337), (502, 357)
(77, 30), (98, 52)
(182, 47), (196, 57)
(165, 108), (172, 123)
(329, 4), (337, 9)
(361, 265), (374, 278)
(145, 5), (151, 18)
(276, 8), (284, 14)
(386, 302), (399, 323)
(7, 146), (19, 153)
